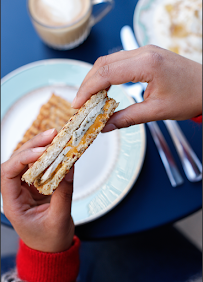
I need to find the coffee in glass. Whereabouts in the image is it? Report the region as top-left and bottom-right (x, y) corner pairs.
(28, 0), (114, 50)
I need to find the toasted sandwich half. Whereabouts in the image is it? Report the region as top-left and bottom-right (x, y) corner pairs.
(22, 90), (119, 195)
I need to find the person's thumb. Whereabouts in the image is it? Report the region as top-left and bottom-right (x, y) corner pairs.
(1, 147), (47, 202)
(102, 100), (160, 132)
(49, 167), (74, 218)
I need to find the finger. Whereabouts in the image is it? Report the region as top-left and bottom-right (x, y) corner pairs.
(1, 147), (47, 200)
(26, 184), (51, 204)
(102, 99), (164, 131)
(2, 147), (47, 179)
(77, 50), (135, 87)
(28, 145), (50, 168)
(64, 167), (74, 183)
(49, 167), (74, 219)
(72, 54), (152, 108)
(78, 50), (140, 90)
(72, 51), (137, 109)
(12, 129), (57, 157)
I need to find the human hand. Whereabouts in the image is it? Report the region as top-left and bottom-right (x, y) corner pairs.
(1, 129), (75, 253)
(72, 45), (202, 131)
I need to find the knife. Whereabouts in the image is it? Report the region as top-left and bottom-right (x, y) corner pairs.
(121, 26), (184, 187)
(121, 25), (202, 183)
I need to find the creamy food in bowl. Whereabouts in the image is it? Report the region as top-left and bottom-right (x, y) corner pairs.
(153, 0), (202, 64)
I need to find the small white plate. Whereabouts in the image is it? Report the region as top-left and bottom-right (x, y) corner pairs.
(1, 59), (146, 225)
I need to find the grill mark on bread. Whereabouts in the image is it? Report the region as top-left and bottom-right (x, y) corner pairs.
(14, 94), (77, 151)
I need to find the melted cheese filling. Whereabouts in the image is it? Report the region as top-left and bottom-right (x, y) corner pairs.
(39, 99), (111, 185)
(41, 146), (71, 183)
(72, 98), (107, 146)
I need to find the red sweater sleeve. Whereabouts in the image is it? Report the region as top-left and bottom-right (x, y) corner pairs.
(191, 115), (202, 123)
(16, 236), (80, 282)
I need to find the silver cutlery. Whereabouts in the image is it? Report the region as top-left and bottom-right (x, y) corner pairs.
(122, 83), (184, 187)
(120, 25), (202, 183)
(164, 120), (202, 182)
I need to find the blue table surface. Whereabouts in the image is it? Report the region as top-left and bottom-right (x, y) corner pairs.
(1, 0), (202, 239)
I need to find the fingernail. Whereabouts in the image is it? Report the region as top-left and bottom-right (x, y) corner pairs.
(102, 124), (118, 133)
(42, 128), (55, 136)
(32, 147), (46, 153)
(71, 97), (77, 108)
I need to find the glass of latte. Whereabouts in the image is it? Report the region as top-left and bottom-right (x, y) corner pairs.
(28, 0), (114, 50)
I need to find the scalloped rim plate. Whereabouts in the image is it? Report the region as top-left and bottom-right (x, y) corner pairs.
(1, 59), (146, 225)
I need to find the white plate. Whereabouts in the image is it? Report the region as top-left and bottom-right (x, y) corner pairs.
(1, 59), (146, 225)
(133, 0), (202, 64)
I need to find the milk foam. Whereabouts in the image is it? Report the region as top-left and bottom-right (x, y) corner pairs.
(30, 0), (90, 26)
(41, 0), (82, 24)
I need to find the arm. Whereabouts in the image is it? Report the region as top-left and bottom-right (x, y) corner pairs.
(1, 129), (80, 282)
(72, 45), (202, 131)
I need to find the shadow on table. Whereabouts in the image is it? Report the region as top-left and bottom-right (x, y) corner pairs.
(1, 226), (202, 282)
(78, 226), (202, 282)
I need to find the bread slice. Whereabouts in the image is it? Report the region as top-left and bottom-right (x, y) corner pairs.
(14, 94), (77, 151)
(22, 90), (119, 195)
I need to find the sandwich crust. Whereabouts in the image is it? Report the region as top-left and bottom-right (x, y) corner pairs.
(22, 91), (119, 195)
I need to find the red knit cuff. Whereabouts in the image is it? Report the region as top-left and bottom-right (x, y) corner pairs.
(191, 115), (202, 123)
(16, 236), (80, 282)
